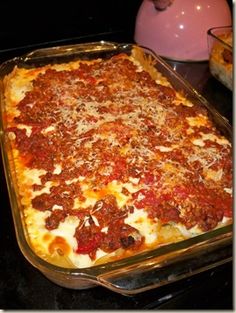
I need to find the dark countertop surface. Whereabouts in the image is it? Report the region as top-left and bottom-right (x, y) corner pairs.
(0, 31), (233, 310)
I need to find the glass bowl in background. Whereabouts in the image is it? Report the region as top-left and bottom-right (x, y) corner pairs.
(207, 26), (232, 91)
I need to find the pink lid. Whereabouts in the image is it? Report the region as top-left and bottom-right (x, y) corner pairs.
(134, 0), (232, 61)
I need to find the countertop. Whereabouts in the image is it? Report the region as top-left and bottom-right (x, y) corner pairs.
(0, 32), (233, 310)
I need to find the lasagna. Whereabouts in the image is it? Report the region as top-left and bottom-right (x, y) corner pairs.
(3, 47), (232, 268)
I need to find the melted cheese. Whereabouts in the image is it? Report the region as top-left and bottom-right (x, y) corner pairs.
(186, 115), (209, 127)
(125, 208), (157, 244)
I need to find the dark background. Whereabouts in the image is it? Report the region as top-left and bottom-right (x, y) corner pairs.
(0, 0), (231, 51)
(0, 1), (142, 50)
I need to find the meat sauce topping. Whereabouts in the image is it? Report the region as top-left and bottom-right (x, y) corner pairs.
(8, 55), (232, 259)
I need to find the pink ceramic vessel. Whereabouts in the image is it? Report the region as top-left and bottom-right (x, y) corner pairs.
(134, 0), (232, 61)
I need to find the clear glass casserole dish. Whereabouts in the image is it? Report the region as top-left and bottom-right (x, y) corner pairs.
(0, 41), (232, 294)
(207, 26), (232, 90)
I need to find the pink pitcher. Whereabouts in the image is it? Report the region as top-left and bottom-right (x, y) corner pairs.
(134, 0), (232, 61)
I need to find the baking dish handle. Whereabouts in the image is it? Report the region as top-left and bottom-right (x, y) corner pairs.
(21, 41), (122, 61)
(97, 235), (232, 295)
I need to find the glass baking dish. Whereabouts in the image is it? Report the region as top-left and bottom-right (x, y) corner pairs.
(0, 41), (232, 295)
(207, 26), (232, 90)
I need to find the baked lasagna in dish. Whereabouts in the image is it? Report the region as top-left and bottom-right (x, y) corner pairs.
(2, 46), (232, 268)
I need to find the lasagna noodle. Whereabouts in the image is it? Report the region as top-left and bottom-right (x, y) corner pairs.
(3, 47), (232, 268)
